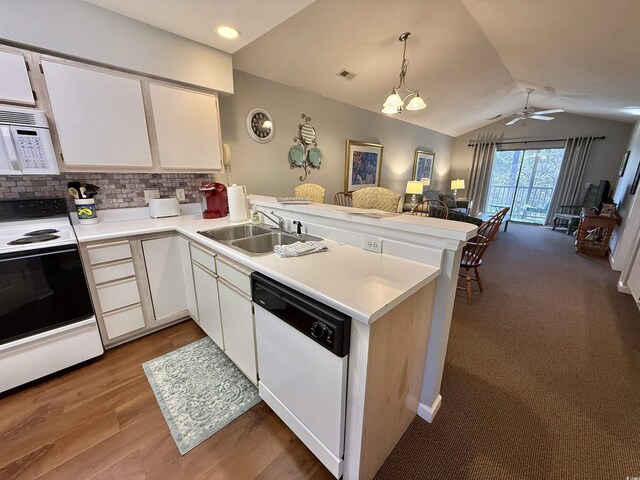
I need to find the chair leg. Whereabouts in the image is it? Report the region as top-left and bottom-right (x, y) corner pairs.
(552, 218), (557, 230)
(466, 268), (472, 305)
(475, 267), (483, 292)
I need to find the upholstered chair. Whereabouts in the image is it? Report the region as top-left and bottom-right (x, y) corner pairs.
(294, 183), (326, 203)
(351, 187), (402, 213)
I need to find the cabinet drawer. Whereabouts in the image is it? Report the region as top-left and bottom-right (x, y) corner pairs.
(190, 244), (216, 273)
(91, 259), (135, 284)
(88, 241), (132, 265)
(217, 257), (251, 296)
(97, 277), (140, 313)
(103, 304), (145, 339)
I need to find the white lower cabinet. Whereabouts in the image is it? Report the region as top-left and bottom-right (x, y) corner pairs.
(142, 236), (188, 322)
(219, 279), (257, 384)
(193, 261), (224, 349)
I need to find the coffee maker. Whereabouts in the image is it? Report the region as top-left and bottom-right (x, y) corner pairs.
(199, 182), (228, 219)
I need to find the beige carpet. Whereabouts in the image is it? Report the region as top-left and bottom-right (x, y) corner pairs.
(376, 223), (640, 479)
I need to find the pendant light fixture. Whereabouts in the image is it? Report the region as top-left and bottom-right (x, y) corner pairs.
(382, 32), (426, 115)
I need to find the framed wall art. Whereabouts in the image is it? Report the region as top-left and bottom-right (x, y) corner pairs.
(344, 140), (383, 191)
(619, 150), (630, 177)
(413, 150), (435, 187)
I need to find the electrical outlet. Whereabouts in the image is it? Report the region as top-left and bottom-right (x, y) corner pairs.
(363, 236), (382, 253)
(175, 188), (186, 202)
(144, 189), (160, 203)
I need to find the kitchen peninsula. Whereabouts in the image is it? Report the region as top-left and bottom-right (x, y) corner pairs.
(72, 196), (476, 480)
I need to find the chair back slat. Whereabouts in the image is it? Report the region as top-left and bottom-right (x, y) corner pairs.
(411, 199), (449, 219)
(334, 191), (353, 206)
(462, 207), (509, 267)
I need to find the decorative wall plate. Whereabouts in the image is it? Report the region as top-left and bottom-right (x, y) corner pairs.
(308, 147), (323, 167)
(288, 144), (305, 166)
(246, 108), (274, 143)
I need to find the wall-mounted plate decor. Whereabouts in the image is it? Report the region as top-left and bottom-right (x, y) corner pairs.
(288, 144), (305, 166)
(308, 147), (323, 167)
(290, 114), (322, 181)
(246, 108), (274, 143)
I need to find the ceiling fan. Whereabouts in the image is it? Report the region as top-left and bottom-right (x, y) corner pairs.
(505, 88), (564, 125)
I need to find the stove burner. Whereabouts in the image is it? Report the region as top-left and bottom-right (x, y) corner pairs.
(8, 234), (61, 245)
(25, 229), (60, 236)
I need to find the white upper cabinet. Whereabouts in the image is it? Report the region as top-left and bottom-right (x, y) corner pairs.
(42, 60), (152, 167)
(149, 84), (222, 170)
(0, 51), (35, 106)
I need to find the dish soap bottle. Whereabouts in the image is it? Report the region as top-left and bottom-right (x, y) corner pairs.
(251, 207), (260, 225)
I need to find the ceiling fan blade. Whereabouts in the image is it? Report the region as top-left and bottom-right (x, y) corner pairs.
(534, 109), (564, 115)
(505, 117), (521, 126)
(530, 115), (554, 121)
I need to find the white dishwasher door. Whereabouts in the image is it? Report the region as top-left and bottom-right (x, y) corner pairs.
(255, 304), (348, 477)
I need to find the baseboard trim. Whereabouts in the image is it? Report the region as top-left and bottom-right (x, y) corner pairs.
(618, 281), (631, 294)
(417, 395), (442, 423)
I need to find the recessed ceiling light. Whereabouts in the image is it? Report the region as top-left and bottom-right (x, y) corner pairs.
(217, 26), (240, 39)
(622, 106), (640, 116)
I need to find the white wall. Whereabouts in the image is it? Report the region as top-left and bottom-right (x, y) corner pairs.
(450, 112), (633, 193)
(0, 0), (233, 92)
(219, 70), (453, 200)
(610, 119), (640, 272)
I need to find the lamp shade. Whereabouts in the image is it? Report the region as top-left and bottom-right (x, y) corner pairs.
(383, 92), (403, 108)
(406, 180), (423, 195)
(451, 179), (465, 190)
(382, 105), (401, 115)
(406, 95), (426, 111)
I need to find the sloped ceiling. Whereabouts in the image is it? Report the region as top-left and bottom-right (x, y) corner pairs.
(87, 0), (640, 137)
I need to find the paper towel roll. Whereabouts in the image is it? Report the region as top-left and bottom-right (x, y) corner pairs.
(228, 184), (248, 222)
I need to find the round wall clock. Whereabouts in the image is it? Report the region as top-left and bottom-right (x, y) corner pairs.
(246, 108), (274, 143)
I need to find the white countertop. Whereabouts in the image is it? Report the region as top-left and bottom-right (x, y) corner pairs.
(72, 206), (440, 325)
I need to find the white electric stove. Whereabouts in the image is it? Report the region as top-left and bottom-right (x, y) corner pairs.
(0, 198), (104, 393)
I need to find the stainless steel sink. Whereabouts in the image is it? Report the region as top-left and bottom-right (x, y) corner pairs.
(231, 232), (301, 254)
(198, 224), (271, 241)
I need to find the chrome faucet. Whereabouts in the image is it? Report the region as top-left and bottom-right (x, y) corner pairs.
(258, 209), (285, 231)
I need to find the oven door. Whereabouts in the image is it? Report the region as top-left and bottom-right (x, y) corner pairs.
(0, 244), (95, 345)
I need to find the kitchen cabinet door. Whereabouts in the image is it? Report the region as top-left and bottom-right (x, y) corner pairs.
(193, 262), (224, 349)
(0, 51), (35, 106)
(178, 237), (199, 322)
(142, 236), (188, 322)
(149, 84), (222, 170)
(219, 279), (257, 384)
(42, 60), (152, 167)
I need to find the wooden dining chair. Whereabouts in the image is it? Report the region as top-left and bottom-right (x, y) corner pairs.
(333, 191), (353, 207)
(459, 207), (509, 304)
(410, 199), (449, 219)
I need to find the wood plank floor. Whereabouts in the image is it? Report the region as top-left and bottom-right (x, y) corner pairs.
(0, 321), (334, 480)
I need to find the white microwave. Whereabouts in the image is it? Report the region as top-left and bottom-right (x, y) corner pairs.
(0, 106), (59, 175)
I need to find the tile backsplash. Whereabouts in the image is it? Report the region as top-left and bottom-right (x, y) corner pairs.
(0, 173), (216, 209)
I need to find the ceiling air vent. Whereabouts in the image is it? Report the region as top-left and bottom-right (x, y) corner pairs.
(337, 69), (357, 81)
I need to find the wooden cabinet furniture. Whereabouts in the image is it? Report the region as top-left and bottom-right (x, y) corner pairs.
(0, 50), (35, 106)
(191, 243), (224, 349)
(142, 236), (188, 322)
(149, 84), (222, 170)
(41, 60), (153, 167)
(217, 256), (257, 384)
(575, 213), (620, 256)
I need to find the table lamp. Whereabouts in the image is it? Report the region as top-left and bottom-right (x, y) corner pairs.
(451, 179), (465, 200)
(406, 181), (423, 208)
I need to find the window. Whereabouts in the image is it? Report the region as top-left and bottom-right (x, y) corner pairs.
(486, 148), (564, 224)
